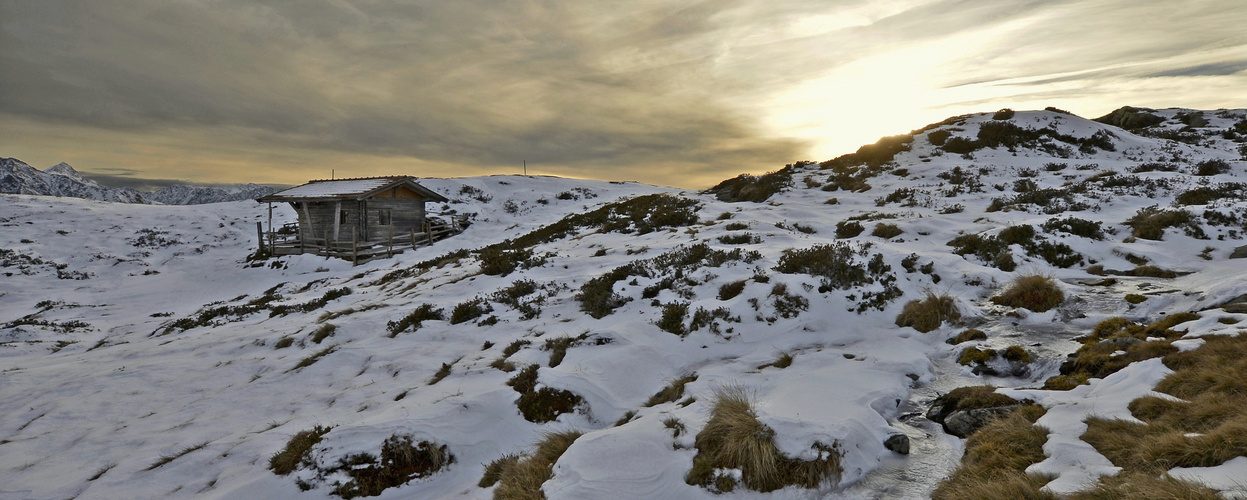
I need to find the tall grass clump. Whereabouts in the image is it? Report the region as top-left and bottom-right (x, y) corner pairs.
(991, 275), (1063, 312)
(686, 386), (840, 493)
(931, 405), (1052, 500)
(270, 426), (332, 475)
(895, 292), (960, 333)
(644, 374), (698, 407)
(484, 431), (582, 499)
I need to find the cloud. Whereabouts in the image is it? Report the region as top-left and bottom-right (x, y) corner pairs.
(1147, 61), (1247, 78)
(1, 0), (1244, 188)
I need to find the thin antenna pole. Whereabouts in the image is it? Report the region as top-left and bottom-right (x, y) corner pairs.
(332, 169), (335, 179)
(523, 160), (527, 176)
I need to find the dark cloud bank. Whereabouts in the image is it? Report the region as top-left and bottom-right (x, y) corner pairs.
(1, 1), (1244, 188)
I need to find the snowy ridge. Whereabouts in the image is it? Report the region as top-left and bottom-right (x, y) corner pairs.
(0, 157), (279, 205)
(3, 107), (1247, 499)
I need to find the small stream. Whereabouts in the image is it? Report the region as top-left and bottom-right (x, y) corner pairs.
(843, 277), (1182, 499)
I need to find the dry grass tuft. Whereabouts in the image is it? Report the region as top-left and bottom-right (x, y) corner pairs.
(932, 405), (1052, 500)
(644, 373), (698, 407)
(1067, 473), (1221, 500)
(489, 431), (583, 500)
(947, 328), (987, 345)
(896, 292), (961, 333)
(992, 275), (1063, 312)
(270, 426), (331, 475)
(757, 351), (794, 370)
(685, 386), (840, 493)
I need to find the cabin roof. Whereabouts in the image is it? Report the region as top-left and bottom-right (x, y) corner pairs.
(257, 176), (449, 202)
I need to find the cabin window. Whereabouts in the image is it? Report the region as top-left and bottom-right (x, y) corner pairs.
(378, 209), (392, 225)
(339, 210), (349, 224)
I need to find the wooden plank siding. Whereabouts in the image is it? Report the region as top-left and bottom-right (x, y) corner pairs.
(290, 198), (427, 242)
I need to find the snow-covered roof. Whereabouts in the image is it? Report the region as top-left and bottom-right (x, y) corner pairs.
(257, 176), (448, 202)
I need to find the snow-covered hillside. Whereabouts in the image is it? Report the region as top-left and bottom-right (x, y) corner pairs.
(0, 158), (279, 205)
(3, 107), (1247, 500)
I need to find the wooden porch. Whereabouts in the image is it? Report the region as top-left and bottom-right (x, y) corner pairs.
(257, 214), (468, 265)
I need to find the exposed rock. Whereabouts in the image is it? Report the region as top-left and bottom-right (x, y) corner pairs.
(1094, 106), (1165, 130)
(1230, 245), (1247, 259)
(944, 405), (1022, 438)
(884, 434), (910, 455)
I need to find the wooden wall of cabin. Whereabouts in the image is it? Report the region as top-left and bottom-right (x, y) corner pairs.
(363, 198), (426, 241)
(289, 201), (353, 242)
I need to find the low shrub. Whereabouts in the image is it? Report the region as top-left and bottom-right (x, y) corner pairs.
(1125, 206), (1201, 241)
(1175, 183), (1245, 206)
(992, 108), (1015, 120)
(1124, 294), (1147, 304)
(1041, 217), (1103, 240)
(387, 304), (444, 336)
(1193, 158), (1231, 176)
(991, 275), (1063, 312)
(895, 292), (960, 333)
(718, 280), (747, 300)
(508, 365), (584, 423)
(835, 220), (865, 239)
(656, 302), (689, 336)
(872, 223), (904, 239)
(718, 233), (760, 245)
(708, 168), (793, 203)
(332, 436), (453, 498)
(998, 225), (1036, 246)
(450, 298), (493, 325)
(686, 387), (840, 492)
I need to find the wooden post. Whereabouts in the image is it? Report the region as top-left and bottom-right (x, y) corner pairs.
(255, 222), (265, 258)
(352, 227), (358, 266)
(388, 225), (394, 257)
(266, 203), (274, 255)
(298, 224), (304, 254)
(325, 228), (331, 260)
(410, 227), (417, 249)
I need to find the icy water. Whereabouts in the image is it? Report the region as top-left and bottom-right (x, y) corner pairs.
(844, 277), (1183, 499)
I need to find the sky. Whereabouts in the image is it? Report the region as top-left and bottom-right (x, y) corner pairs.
(1, 1), (1244, 190)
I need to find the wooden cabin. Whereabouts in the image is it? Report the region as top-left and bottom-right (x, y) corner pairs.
(256, 176), (456, 262)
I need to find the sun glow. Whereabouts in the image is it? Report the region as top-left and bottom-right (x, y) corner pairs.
(761, 18), (1047, 161)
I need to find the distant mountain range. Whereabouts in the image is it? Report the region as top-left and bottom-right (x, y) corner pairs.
(0, 157), (278, 205)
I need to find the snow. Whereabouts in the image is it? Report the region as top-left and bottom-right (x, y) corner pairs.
(1002, 358), (1176, 495)
(262, 178), (399, 199)
(3, 108), (1247, 499)
(1169, 456), (1247, 499)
